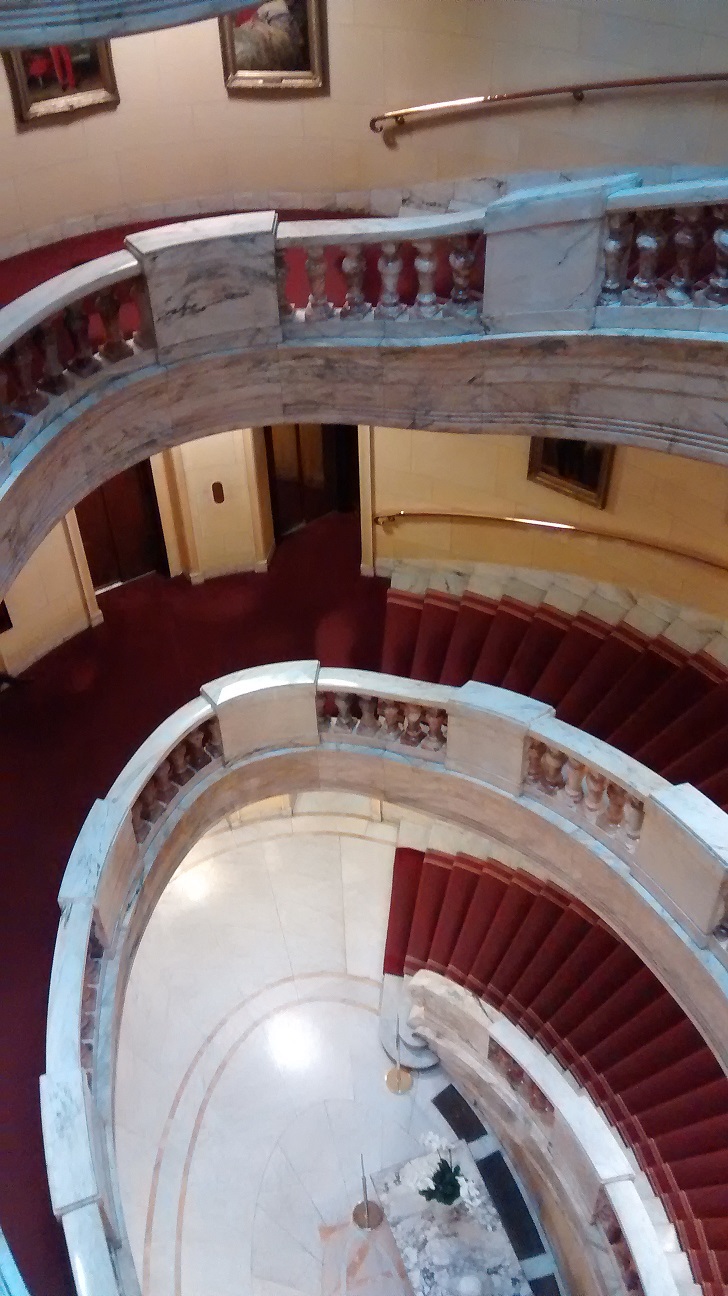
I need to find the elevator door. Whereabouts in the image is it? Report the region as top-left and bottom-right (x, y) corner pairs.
(75, 461), (168, 591)
(264, 423), (359, 540)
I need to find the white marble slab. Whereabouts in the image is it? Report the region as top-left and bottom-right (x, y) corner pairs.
(59, 799), (137, 949)
(61, 1204), (119, 1296)
(635, 783), (728, 941)
(372, 1142), (531, 1296)
(202, 660), (320, 763)
(40, 1070), (99, 1217)
(0, 251), (138, 356)
(46, 900), (93, 1075)
(447, 683), (554, 796)
(126, 213), (281, 361)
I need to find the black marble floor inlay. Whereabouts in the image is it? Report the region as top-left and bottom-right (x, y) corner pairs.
(475, 1152), (546, 1261)
(529, 1276), (562, 1296)
(432, 1084), (486, 1142)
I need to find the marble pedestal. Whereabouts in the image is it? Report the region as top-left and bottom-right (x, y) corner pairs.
(372, 1143), (531, 1296)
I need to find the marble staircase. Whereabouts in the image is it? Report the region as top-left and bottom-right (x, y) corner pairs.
(380, 564), (728, 811)
(383, 844), (728, 1293)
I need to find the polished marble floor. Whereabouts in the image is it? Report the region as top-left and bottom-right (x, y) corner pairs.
(114, 822), (455, 1296)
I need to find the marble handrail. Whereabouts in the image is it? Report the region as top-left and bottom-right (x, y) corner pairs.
(276, 210), (486, 336)
(0, 249), (152, 460)
(41, 662), (728, 1296)
(407, 971), (682, 1296)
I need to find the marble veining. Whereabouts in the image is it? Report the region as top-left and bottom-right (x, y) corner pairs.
(373, 1143), (531, 1296)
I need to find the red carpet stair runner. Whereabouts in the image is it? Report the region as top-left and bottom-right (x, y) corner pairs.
(384, 847), (728, 1293)
(381, 570), (728, 811)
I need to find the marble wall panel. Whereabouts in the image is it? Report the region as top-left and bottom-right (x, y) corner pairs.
(447, 683), (554, 794)
(202, 662), (321, 764)
(126, 215), (282, 362)
(635, 785), (728, 943)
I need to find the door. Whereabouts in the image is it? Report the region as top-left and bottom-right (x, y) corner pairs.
(75, 460), (168, 591)
(264, 423), (360, 540)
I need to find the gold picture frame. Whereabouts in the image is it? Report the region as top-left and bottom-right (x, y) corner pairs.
(219, 0), (327, 95)
(3, 41), (119, 128)
(528, 437), (615, 509)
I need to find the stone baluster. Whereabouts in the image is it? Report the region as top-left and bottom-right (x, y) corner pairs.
(623, 796), (644, 843)
(275, 248), (294, 319)
(422, 707), (446, 751)
(169, 741), (193, 785)
(584, 768), (607, 812)
(412, 238), (439, 318)
(375, 241), (404, 318)
(713, 894), (728, 939)
(665, 206), (703, 305)
(139, 782), (162, 824)
(340, 243), (370, 319)
(703, 204), (728, 306)
(131, 800), (147, 842)
(599, 211), (631, 304)
(525, 739), (545, 783)
(304, 246), (334, 321)
(131, 278), (157, 350)
(381, 697), (403, 739)
(598, 781), (626, 832)
(333, 692), (356, 731)
(540, 746), (565, 792)
(446, 233), (478, 316)
(205, 717), (222, 758)
(563, 757), (585, 803)
(64, 303), (100, 377)
(0, 370), (23, 438)
(37, 321), (68, 395)
(625, 214), (663, 304)
(154, 758), (177, 806)
(356, 695), (380, 736)
(315, 691), (328, 732)
(187, 727), (211, 770)
(12, 339), (48, 415)
(401, 703), (425, 746)
(96, 289), (133, 362)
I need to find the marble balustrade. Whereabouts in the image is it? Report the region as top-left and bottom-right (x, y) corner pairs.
(276, 212), (485, 339)
(407, 971), (681, 1296)
(2, 168), (728, 496)
(0, 252), (151, 462)
(40, 662), (728, 1296)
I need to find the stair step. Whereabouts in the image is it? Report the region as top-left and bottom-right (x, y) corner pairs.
(404, 849), (453, 975)
(447, 859), (512, 985)
(466, 876), (542, 996)
(583, 639), (685, 742)
(636, 680), (728, 774)
(427, 855), (482, 974)
(501, 603), (571, 696)
(381, 587), (424, 677)
(611, 658), (719, 756)
(439, 591), (498, 686)
(410, 589), (461, 684)
(472, 594), (538, 687)
(383, 847), (424, 976)
(556, 622), (648, 728)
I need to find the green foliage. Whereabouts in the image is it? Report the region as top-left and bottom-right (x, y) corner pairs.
(420, 1156), (462, 1206)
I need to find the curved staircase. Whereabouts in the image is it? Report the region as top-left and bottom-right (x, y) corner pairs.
(385, 846), (728, 1294)
(380, 567), (728, 811)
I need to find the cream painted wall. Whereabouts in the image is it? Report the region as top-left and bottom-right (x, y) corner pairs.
(371, 427), (728, 617)
(0, 0), (727, 251)
(170, 427), (272, 581)
(0, 514), (100, 674)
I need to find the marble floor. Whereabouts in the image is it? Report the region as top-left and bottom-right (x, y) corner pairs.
(114, 823), (456, 1296)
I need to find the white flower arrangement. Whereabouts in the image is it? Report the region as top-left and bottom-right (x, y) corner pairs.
(400, 1132), (482, 1209)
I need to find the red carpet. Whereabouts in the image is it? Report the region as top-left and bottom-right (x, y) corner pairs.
(0, 514), (386, 1296)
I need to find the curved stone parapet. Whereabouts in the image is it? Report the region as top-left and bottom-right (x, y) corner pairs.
(2, 175), (728, 599)
(40, 662), (728, 1296)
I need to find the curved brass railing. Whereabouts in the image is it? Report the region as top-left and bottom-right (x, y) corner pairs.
(370, 72), (728, 140)
(374, 509), (728, 579)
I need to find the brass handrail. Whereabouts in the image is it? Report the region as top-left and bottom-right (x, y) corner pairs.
(370, 72), (728, 140)
(374, 509), (728, 578)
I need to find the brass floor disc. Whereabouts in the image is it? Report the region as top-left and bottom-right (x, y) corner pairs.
(385, 1064), (413, 1094)
(352, 1200), (384, 1230)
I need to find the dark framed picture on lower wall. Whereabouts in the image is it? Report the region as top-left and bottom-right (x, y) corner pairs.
(219, 0), (328, 94)
(3, 41), (119, 127)
(528, 437), (615, 509)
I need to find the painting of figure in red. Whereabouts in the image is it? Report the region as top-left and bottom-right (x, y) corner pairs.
(4, 40), (119, 125)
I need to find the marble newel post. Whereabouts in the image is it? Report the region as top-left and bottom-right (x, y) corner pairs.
(125, 212), (282, 362)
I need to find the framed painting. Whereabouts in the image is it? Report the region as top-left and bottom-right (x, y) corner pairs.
(528, 437), (614, 509)
(3, 41), (118, 127)
(219, 0), (327, 94)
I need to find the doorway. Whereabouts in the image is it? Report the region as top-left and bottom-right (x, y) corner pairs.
(75, 461), (168, 591)
(264, 423), (360, 541)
